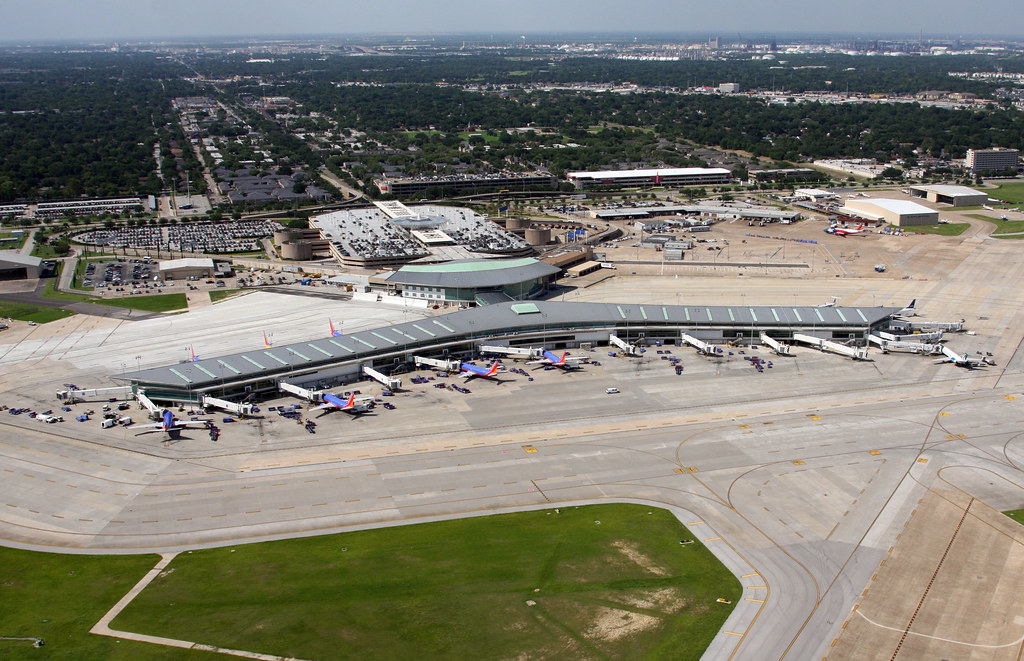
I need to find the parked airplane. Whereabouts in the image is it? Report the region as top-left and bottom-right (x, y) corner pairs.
(329, 319), (342, 337)
(895, 299), (917, 317)
(983, 204), (994, 210)
(134, 410), (208, 437)
(824, 224), (866, 236)
(311, 392), (370, 414)
(460, 361), (501, 380)
(529, 350), (584, 370)
(815, 296), (838, 308)
(934, 349), (994, 369)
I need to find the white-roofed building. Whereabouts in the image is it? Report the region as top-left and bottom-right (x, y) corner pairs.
(907, 184), (987, 207)
(158, 257), (215, 280)
(567, 167), (732, 188)
(840, 199), (939, 227)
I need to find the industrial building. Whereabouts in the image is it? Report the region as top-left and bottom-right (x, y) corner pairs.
(373, 258), (560, 305)
(375, 171), (557, 197)
(749, 168), (823, 183)
(965, 148), (1019, 173)
(158, 258), (215, 280)
(840, 199), (939, 227)
(907, 184), (987, 207)
(122, 300), (899, 403)
(0, 251), (41, 280)
(567, 168), (732, 189)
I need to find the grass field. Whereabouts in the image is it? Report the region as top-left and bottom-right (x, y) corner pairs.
(0, 301), (74, 324)
(1004, 509), (1024, 522)
(966, 214), (1024, 238)
(113, 504), (739, 660)
(991, 182), (1024, 204)
(903, 223), (970, 236)
(41, 270), (188, 313)
(209, 288), (248, 303)
(0, 547), (211, 661)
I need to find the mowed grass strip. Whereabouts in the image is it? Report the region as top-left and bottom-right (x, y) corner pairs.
(0, 547), (211, 660)
(0, 300), (74, 323)
(114, 505), (740, 660)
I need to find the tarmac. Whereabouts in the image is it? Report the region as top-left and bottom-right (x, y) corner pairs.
(2, 207), (1024, 660)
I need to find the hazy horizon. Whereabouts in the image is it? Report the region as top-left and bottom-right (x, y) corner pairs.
(2, 1), (1022, 44)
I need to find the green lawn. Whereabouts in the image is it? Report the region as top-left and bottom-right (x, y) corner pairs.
(1004, 509), (1024, 522)
(990, 181), (1024, 205)
(0, 547), (212, 661)
(208, 288), (248, 303)
(902, 223), (970, 236)
(114, 504), (739, 661)
(41, 267), (187, 312)
(966, 214), (1024, 237)
(0, 301), (75, 323)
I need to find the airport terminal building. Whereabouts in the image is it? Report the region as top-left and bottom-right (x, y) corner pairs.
(374, 258), (561, 305)
(123, 301), (898, 403)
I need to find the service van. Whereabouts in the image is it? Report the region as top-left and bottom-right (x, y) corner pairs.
(100, 418), (116, 429)
(606, 387), (620, 394)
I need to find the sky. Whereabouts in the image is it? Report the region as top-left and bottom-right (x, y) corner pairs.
(1, 0), (1021, 43)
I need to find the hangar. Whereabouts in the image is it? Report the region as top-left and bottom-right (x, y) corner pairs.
(840, 199), (939, 227)
(907, 185), (987, 207)
(122, 300), (898, 403)
(0, 251), (41, 280)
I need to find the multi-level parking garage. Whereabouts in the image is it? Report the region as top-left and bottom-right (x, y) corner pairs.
(124, 300), (897, 402)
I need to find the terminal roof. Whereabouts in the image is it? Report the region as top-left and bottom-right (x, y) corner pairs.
(127, 301), (897, 390)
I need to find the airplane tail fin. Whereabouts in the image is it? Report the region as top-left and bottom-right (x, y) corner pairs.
(344, 393), (355, 409)
(329, 319), (337, 336)
(907, 299), (916, 310)
(264, 331), (272, 348)
(486, 362), (499, 376)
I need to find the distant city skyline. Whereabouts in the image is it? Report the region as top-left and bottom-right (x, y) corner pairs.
(2, 0), (1022, 44)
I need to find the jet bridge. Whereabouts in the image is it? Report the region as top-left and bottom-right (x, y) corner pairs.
(793, 333), (869, 360)
(877, 330), (944, 343)
(200, 395), (254, 417)
(278, 381), (323, 403)
(890, 319), (965, 333)
(758, 332), (792, 356)
(868, 335), (942, 355)
(679, 333), (721, 357)
(609, 334), (641, 356)
(479, 345), (540, 359)
(135, 389), (164, 420)
(362, 366), (402, 391)
(414, 355), (462, 372)
(56, 385), (133, 403)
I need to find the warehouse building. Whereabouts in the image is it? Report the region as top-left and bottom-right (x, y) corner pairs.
(158, 258), (215, 280)
(567, 168), (732, 189)
(907, 185), (987, 207)
(840, 199), (939, 227)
